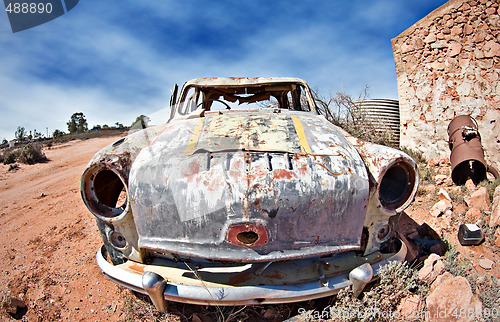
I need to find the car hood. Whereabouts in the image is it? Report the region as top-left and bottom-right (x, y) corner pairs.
(129, 110), (370, 262)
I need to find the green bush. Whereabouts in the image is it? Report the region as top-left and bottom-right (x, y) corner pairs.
(418, 166), (435, 184)
(17, 143), (47, 165)
(448, 187), (466, 204)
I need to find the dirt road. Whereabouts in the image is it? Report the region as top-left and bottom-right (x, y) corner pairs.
(0, 137), (131, 321)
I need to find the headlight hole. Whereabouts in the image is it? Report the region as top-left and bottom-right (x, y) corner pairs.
(379, 162), (415, 210)
(93, 169), (126, 209)
(82, 167), (129, 219)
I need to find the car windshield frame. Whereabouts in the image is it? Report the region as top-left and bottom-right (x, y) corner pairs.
(170, 78), (318, 119)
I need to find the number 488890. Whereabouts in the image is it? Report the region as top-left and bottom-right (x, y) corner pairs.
(5, 2), (53, 14)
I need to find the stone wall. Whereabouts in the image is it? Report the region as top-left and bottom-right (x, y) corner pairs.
(392, 0), (500, 170)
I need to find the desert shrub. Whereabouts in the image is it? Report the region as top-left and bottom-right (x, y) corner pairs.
(399, 146), (434, 186)
(342, 121), (395, 148)
(418, 166), (435, 184)
(400, 147), (426, 165)
(448, 187), (466, 204)
(17, 143), (47, 165)
(8, 164), (19, 171)
(479, 218), (499, 249)
(328, 261), (425, 321)
(476, 274), (500, 310)
(442, 244), (472, 279)
(51, 128), (127, 143)
(2, 149), (18, 164)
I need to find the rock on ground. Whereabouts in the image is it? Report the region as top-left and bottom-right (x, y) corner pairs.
(1, 295), (26, 315)
(426, 276), (482, 322)
(478, 258), (494, 270)
(397, 294), (422, 319)
(429, 271), (453, 292)
(438, 188), (452, 202)
(465, 207), (482, 223)
(464, 187), (491, 212)
(430, 200), (453, 217)
(418, 253), (444, 284)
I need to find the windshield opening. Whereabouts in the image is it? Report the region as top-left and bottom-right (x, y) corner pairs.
(176, 83), (313, 116)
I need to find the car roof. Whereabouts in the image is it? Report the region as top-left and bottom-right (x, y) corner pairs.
(182, 77), (310, 88)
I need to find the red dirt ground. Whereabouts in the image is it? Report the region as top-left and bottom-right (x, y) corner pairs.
(0, 137), (130, 321)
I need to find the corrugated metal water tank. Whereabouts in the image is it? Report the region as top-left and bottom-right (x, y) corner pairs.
(354, 99), (400, 147)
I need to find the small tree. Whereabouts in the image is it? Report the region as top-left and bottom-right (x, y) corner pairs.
(312, 87), (394, 147)
(53, 129), (65, 138)
(312, 86), (369, 128)
(33, 129), (42, 140)
(15, 126), (26, 142)
(67, 112), (88, 134)
(131, 115), (150, 129)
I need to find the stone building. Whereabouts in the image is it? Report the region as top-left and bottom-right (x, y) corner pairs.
(392, 0), (500, 170)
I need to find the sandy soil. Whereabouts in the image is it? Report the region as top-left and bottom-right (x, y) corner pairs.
(0, 137), (129, 321)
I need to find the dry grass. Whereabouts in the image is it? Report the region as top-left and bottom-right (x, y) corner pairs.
(478, 179), (500, 202)
(323, 261), (426, 322)
(120, 290), (332, 321)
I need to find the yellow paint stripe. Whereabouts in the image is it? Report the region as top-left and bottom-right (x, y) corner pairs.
(184, 118), (205, 154)
(291, 115), (311, 154)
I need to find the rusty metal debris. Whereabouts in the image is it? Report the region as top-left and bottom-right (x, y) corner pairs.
(448, 115), (498, 185)
(81, 77), (419, 309)
(448, 115), (488, 185)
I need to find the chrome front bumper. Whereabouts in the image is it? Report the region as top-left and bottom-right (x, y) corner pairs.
(96, 241), (406, 310)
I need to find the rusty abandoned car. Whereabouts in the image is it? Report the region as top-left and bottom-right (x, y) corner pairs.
(81, 77), (419, 310)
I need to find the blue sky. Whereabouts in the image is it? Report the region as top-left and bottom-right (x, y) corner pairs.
(0, 0), (447, 141)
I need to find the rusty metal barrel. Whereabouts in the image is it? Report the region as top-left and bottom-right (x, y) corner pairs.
(447, 115), (487, 185)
